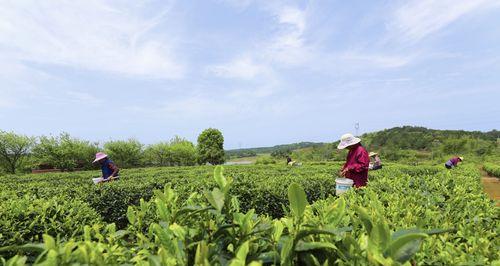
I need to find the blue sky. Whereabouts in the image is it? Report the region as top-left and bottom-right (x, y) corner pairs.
(1, 0), (499, 149)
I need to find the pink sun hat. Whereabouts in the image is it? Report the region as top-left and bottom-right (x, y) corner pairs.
(93, 152), (108, 163)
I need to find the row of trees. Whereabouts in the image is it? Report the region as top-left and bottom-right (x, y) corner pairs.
(0, 128), (225, 174)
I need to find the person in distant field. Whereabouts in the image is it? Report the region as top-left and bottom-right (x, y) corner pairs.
(445, 156), (463, 169)
(286, 156), (292, 165)
(368, 152), (383, 170)
(338, 133), (370, 188)
(92, 152), (119, 184)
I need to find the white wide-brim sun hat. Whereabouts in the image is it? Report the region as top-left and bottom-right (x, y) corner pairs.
(92, 152), (108, 163)
(337, 133), (361, 149)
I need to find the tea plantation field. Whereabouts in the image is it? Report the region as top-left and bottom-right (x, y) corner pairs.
(0, 164), (498, 265)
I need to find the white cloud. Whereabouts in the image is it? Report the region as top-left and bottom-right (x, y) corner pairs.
(277, 6), (306, 33)
(264, 5), (312, 66)
(339, 52), (413, 68)
(207, 3), (311, 86)
(217, 0), (255, 10)
(208, 56), (271, 79)
(391, 0), (500, 42)
(66, 91), (103, 106)
(0, 0), (184, 79)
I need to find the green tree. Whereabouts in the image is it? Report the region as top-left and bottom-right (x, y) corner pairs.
(32, 133), (98, 171)
(197, 128), (225, 165)
(104, 139), (143, 168)
(144, 136), (197, 167)
(170, 136), (197, 166)
(271, 148), (292, 159)
(143, 142), (172, 166)
(0, 131), (36, 173)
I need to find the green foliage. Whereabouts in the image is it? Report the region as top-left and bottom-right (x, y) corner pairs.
(226, 150), (257, 159)
(0, 196), (101, 247)
(226, 142), (324, 158)
(0, 166), (443, 265)
(483, 163), (500, 177)
(0, 164), (498, 265)
(143, 142), (171, 166)
(364, 126), (500, 150)
(32, 133), (98, 171)
(340, 165), (498, 264)
(292, 143), (346, 162)
(143, 136), (197, 167)
(169, 136), (197, 166)
(103, 139), (143, 168)
(197, 128), (225, 165)
(0, 131), (35, 174)
(270, 148), (292, 158)
(255, 155), (277, 165)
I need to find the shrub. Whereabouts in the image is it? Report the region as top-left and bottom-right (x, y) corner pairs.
(32, 133), (98, 171)
(255, 155), (276, 165)
(143, 142), (172, 166)
(104, 139), (143, 168)
(0, 196), (101, 247)
(483, 163), (500, 177)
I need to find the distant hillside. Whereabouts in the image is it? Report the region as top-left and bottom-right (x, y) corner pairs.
(226, 142), (325, 158)
(362, 126), (500, 150)
(227, 126), (500, 162)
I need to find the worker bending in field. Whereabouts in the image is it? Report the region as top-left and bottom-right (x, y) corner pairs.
(92, 152), (119, 184)
(445, 156), (463, 169)
(338, 133), (370, 188)
(368, 152), (382, 170)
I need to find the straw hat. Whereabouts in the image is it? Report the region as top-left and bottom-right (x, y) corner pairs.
(369, 152), (378, 157)
(458, 156), (463, 161)
(337, 133), (361, 149)
(93, 152), (108, 163)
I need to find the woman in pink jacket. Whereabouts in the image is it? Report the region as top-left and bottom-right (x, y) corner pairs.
(337, 133), (370, 188)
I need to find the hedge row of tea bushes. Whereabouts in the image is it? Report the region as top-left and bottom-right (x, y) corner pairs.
(483, 162), (500, 177)
(340, 165), (499, 264)
(1, 164), (498, 265)
(0, 164), (343, 242)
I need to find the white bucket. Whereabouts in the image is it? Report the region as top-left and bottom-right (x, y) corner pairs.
(336, 178), (354, 195)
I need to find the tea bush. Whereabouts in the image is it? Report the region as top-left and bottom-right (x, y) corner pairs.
(0, 164), (498, 265)
(483, 163), (500, 177)
(0, 165), (340, 228)
(0, 196), (101, 247)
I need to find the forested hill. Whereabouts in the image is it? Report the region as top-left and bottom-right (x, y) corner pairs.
(226, 126), (499, 160)
(226, 142), (324, 158)
(362, 126), (500, 150)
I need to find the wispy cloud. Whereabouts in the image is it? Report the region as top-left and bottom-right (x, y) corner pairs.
(338, 52), (414, 68)
(264, 5), (312, 66)
(207, 2), (312, 86)
(207, 56), (271, 79)
(0, 0), (184, 79)
(390, 0), (500, 42)
(65, 91), (103, 106)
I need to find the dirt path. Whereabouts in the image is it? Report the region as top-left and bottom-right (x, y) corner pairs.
(480, 168), (500, 205)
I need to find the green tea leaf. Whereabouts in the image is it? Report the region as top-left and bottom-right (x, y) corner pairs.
(205, 188), (225, 213)
(294, 241), (337, 252)
(385, 232), (428, 263)
(214, 166), (227, 189)
(288, 183), (308, 220)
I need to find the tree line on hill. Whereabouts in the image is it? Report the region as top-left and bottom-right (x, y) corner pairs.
(226, 142), (325, 158)
(233, 126), (500, 164)
(0, 128), (225, 174)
